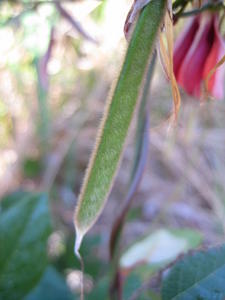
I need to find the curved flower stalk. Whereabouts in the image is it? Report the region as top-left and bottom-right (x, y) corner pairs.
(174, 13), (225, 100)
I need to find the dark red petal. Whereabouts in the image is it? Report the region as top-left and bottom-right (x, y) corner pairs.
(173, 16), (199, 78)
(176, 15), (214, 98)
(203, 16), (225, 100)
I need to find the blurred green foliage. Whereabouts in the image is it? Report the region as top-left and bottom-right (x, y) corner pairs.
(0, 193), (51, 299)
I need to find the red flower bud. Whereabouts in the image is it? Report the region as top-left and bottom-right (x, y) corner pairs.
(174, 14), (225, 100)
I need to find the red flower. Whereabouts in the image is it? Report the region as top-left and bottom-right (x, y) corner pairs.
(173, 14), (225, 100)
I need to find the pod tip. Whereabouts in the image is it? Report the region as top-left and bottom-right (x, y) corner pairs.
(74, 229), (84, 260)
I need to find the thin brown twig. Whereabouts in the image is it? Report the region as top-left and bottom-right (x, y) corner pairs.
(55, 1), (98, 44)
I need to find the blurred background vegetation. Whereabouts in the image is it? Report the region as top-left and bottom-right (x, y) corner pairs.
(0, 0), (225, 299)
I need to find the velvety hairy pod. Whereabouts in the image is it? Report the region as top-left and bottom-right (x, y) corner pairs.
(74, 0), (167, 254)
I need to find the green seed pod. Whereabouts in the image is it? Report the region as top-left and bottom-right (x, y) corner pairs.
(74, 0), (166, 254)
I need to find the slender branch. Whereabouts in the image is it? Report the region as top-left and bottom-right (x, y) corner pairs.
(55, 2), (98, 43)
(178, 1), (225, 18)
(109, 52), (156, 300)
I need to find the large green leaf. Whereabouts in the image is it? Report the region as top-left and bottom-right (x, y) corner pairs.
(25, 266), (74, 300)
(0, 193), (51, 300)
(75, 0), (166, 253)
(162, 244), (225, 300)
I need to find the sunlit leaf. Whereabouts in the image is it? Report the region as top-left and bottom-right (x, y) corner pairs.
(120, 229), (202, 270)
(74, 0), (167, 254)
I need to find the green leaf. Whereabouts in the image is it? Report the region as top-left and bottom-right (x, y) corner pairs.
(123, 273), (142, 300)
(25, 266), (74, 300)
(75, 0), (166, 253)
(162, 244), (225, 300)
(86, 277), (109, 300)
(0, 193), (51, 300)
(0, 190), (29, 212)
(122, 270), (161, 300)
